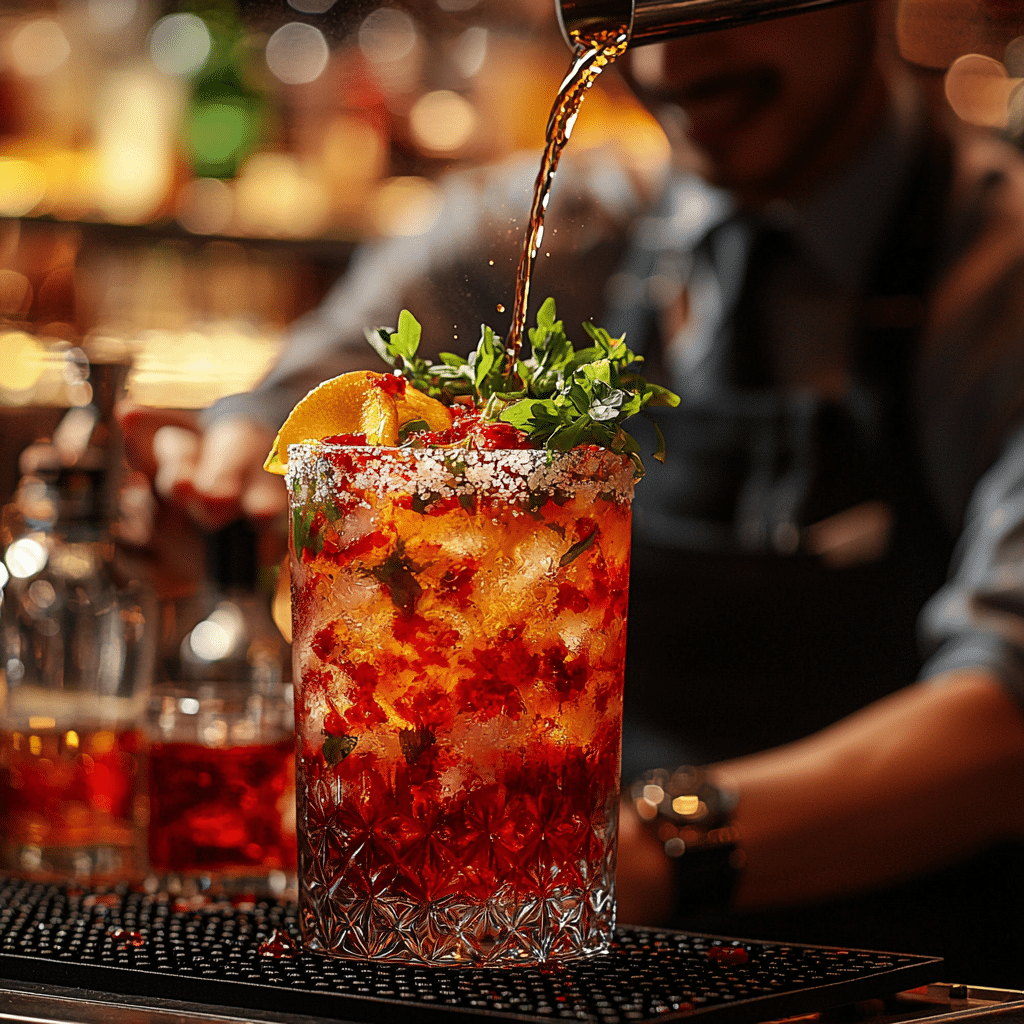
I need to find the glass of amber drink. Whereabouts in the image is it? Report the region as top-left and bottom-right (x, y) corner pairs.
(287, 440), (633, 965)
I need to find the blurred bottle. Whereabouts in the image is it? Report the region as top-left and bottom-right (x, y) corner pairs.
(0, 355), (155, 882)
(181, 0), (270, 180)
(147, 519), (295, 898)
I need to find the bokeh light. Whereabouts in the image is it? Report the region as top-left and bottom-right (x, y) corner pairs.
(452, 26), (488, 78)
(265, 22), (330, 85)
(1008, 80), (1024, 138)
(409, 90), (478, 153)
(175, 177), (235, 235)
(945, 53), (1019, 128)
(288, 0), (337, 12)
(94, 70), (176, 224)
(0, 332), (45, 393)
(233, 152), (330, 237)
(9, 19), (71, 77)
(367, 176), (441, 237)
(1006, 36), (1024, 76)
(5, 536), (47, 580)
(189, 619), (233, 662)
(127, 323), (283, 409)
(149, 13), (211, 76)
(359, 7), (418, 65)
(358, 7), (422, 95)
(188, 102), (256, 170)
(0, 159), (46, 217)
(188, 602), (245, 662)
(322, 116), (387, 186)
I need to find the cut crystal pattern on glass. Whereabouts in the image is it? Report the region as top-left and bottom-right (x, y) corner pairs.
(289, 445), (632, 965)
(298, 775), (618, 963)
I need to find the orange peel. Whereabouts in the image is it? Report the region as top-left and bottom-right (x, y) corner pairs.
(263, 370), (453, 475)
(360, 386), (400, 446)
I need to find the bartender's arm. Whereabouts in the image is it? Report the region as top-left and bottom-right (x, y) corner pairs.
(617, 668), (1024, 924)
(619, 416), (1024, 924)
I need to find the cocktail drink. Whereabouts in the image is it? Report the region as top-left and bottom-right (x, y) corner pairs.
(287, 439), (633, 965)
(147, 728), (297, 882)
(0, 425), (155, 881)
(0, 721), (144, 879)
(266, 296), (675, 962)
(265, 0), (659, 960)
(146, 520), (297, 892)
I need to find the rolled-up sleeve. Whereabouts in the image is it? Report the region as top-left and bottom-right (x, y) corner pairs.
(199, 150), (645, 434)
(919, 421), (1024, 709)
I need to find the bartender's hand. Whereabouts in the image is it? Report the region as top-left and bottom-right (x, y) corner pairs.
(616, 796), (677, 925)
(118, 404), (287, 529)
(616, 670), (1024, 927)
(715, 669), (1024, 911)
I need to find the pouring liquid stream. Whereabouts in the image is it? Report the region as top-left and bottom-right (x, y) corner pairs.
(505, 22), (630, 366)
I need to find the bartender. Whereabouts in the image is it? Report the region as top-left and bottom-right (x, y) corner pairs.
(122, 0), (1024, 985)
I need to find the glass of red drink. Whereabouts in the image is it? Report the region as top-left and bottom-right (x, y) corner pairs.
(147, 683), (297, 893)
(0, 722), (145, 880)
(287, 441), (633, 965)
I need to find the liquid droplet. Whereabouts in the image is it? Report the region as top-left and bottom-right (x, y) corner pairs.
(258, 927), (301, 958)
(108, 927), (146, 948)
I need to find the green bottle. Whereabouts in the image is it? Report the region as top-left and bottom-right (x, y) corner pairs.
(182, 1), (268, 179)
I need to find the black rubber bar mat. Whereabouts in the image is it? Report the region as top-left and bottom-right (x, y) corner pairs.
(0, 876), (942, 1024)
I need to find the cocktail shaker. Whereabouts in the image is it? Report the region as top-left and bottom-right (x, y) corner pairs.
(557, 0), (863, 48)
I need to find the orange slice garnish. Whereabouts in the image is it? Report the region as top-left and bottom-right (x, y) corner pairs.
(263, 370), (452, 475)
(396, 383), (453, 430)
(360, 386), (399, 446)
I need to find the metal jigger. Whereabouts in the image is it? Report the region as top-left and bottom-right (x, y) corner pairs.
(557, 0), (864, 48)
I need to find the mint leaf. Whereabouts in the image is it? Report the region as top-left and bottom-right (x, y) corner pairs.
(292, 505), (323, 556)
(368, 298), (680, 477)
(629, 378), (678, 407)
(368, 543), (423, 616)
(559, 524), (599, 566)
(588, 381), (628, 422)
(471, 325), (498, 388)
(399, 726), (435, 766)
(393, 309), (422, 361)
(323, 734), (357, 766)
(398, 417), (429, 442)
(365, 311), (437, 395)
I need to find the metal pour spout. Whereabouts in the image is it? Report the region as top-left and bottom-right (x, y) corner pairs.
(557, 0), (863, 49)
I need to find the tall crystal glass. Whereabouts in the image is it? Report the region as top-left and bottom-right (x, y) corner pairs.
(286, 442), (633, 965)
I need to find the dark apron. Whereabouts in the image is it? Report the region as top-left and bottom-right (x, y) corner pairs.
(623, 390), (952, 770)
(616, 126), (1024, 985)
(621, 127), (954, 770)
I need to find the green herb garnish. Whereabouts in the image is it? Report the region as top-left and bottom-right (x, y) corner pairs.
(366, 297), (679, 477)
(322, 733), (357, 766)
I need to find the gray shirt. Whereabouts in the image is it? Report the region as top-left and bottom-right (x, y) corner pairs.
(211, 96), (1024, 714)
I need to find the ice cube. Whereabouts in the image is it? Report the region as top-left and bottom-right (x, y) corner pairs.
(558, 612), (594, 655)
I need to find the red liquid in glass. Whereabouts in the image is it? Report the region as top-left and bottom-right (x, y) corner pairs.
(148, 740), (296, 874)
(0, 725), (144, 877)
(290, 445), (633, 964)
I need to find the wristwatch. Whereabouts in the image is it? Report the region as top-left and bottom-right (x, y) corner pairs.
(628, 766), (745, 914)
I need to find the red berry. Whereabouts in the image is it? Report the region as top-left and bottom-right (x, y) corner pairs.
(373, 373), (407, 397)
(707, 946), (748, 965)
(323, 432), (367, 446)
(323, 710), (345, 736)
